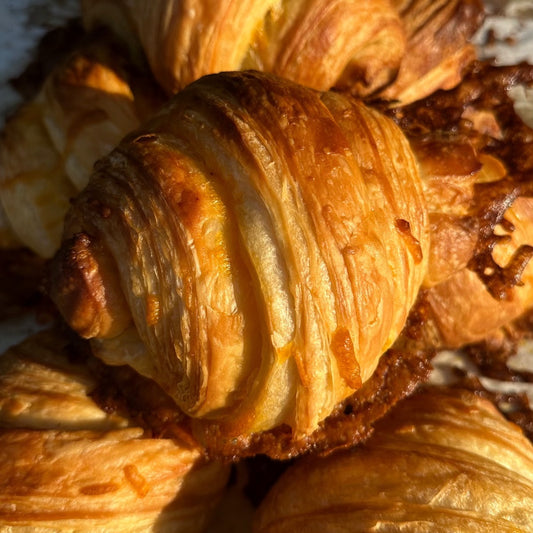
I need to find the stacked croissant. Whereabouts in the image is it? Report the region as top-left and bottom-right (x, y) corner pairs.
(1, 0), (533, 531)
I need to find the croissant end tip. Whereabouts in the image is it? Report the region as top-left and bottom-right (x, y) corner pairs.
(48, 232), (130, 339)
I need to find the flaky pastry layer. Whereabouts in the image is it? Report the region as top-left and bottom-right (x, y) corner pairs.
(0, 328), (230, 532)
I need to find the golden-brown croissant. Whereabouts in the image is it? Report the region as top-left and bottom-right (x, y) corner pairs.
(0, 34), (164, 258)
(81, 0), (405, 96)
(0, 327), (230, 532)
(254, 387), (533, 532)
(48, 70), (430, 456)
(46, 63), (533, 458)
(81, 0), (484, 101)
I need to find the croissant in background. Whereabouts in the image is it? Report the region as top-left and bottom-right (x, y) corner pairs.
(0, 32), (164, 258)
(254, 387), (533, 532)
(389, 61), (533, 349)
(81, 0), (484, 102)
(48, 69), (430, 458)
(0, 327), (230, 532)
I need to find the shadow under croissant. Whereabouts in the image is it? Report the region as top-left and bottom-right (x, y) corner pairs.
(193, 341), (434, 460)
(0, 248), (49, 322)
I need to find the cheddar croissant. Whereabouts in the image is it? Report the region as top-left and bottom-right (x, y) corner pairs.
(0, 327), (230, 532)
(81, 0), (484, 101)
(81, 0), (405, 96)
(49, 70), (430, 456)
(0, 33), (164, 258)
(254, 387), (533, 532)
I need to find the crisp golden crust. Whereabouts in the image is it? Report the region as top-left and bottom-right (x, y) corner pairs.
(0, 328), (230, 532)
(254, 388), (533, 532)
(48, 70), (429, 452)
(0, 33), (164, 258)
(50, 232), (132, 339)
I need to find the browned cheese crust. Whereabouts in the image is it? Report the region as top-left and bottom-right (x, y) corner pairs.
(385, 60), (533, 349)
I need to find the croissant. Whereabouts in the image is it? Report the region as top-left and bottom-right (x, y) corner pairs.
(80, 0), (484, 102)
(254, 387), (533, 532)
(382, 0), (485, 103)
(0, 33), (164, 258)
(0, 327), (230, 532)
(48, 69), (430, 456)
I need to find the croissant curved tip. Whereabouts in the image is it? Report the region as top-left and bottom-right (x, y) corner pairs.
(48, 232), (130, 339)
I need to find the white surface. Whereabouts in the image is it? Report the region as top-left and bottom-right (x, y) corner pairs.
(431, 346), (533, 404)
(0, 0), (80, 352)
(0, 0), (79, 126)
(475, 0), (533, 64)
